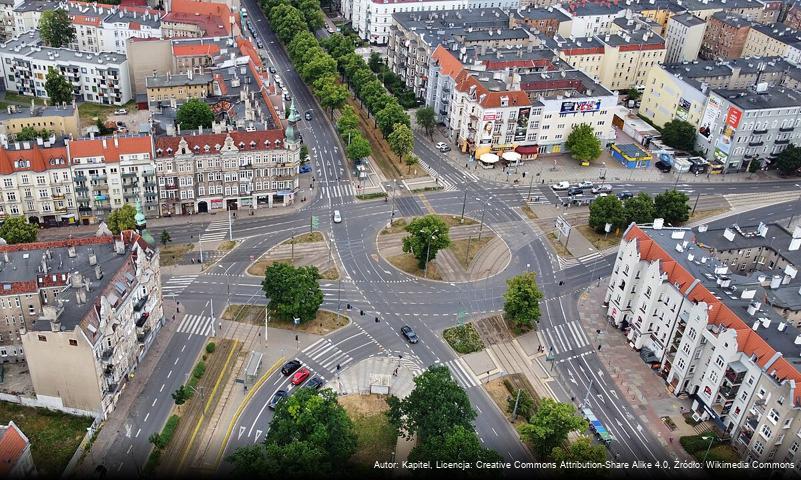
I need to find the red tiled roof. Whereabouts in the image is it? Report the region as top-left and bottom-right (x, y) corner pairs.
(0, 145), (68, 174)
(625, 224), (801, 405)
(172, 43), (221, 58)
(154, 131), (285, 157)
(68, 136), (153, 164)
(72, 15), (102, 27)
(162, 12), (229, 37)
(432, 45), (465, 79)
(435, 46), (530, 108)
(0, 422), (28, 476)
(168, 0), (233, 34)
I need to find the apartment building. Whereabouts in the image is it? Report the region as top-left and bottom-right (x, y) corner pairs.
(0, 0), (19, 42)
(664, 13), (706, 63)
(639, 56), (792, 128)
(554, 1), (627, 38)
(700, 13), (755, 60)
(684, 0), (783, 24)
(606, 222), (801, 463)
(549, 35), (605, 81)
(66, 135), (157, 224)
(19, 230), (163, 417)
(343, 0), (518, 45)
(509, 6), (570, 37)
(743, 23), (801, 65)
(0, 422), (36, 478)
(0, 103), (81, 138)
(0, 32), (133, 105)
(145, 71), (214, 109)
(695, 87), (801, 171)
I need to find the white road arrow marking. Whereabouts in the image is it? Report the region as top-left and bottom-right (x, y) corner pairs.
(254, 430), (263, 442)
(238, 426), (246, 440)
(610, 389), (619, 399)
(568, 370), (577, 385)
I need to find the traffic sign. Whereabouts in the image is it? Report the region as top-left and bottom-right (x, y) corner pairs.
(457, 310), (465, 326)
(311, 215), (319, 228)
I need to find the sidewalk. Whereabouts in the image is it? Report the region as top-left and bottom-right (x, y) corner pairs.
(577, 283), (705, 461)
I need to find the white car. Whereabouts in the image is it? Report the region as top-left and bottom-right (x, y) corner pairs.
(591, 184), (613, 194)
(113, 109), (127, 115)
(435, 142), (448, 150)
(333, 210), (342, 223)
(576, 180), (594, 188)
(551, 181), (570, 190)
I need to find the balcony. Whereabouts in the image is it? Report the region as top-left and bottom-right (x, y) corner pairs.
(133, 295), (148, 312)
(136, 312), (150, 328)
(137, 326), (151, 343)
(775, 139), (790, 145)
(143, 170), (156, 177)
(121, 172), (137, 178)
(719, 384), (740, 400)
(124, 192), (139, 200)
(91, 174), (107, 182)
(104, 364), (114, 376)
(779, 126), (794, 132)
(74, 174), (86, 182)
(101, 347), (114, 361)
(76, 185), (89, 193)
(104, 382), (118, 394)
(748, 141), (764, 147)
(753, 129), (768, 135)
(96, 204), (112, 212)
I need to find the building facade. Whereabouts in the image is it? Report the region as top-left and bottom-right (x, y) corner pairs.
(742, 23), (801, 65)
(0, 421), (36, 478)
(700, 13), (754, 60)
(0, 103), (81, 138)
(664, 13), (706, 64)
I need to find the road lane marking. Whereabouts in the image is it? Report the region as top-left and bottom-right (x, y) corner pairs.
(144, 413), (150, 422)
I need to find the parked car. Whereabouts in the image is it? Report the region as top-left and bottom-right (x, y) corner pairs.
(439, 144), (451, 153)
(435, 142), (448, 150)
(305, 111), (313, 121)
(551, 181), (570, 190)
(291, 367), (311, 385)
(284, 93), (291, 101)
(617, 191), (634, 200)
(281, 359), (302, 375)
(400, 325), (419, 344)
(305, 377), (324, 390)
(256, 40), (263, 49)
(268, 390), (288, 409)
(299, 164), (312, 174)
(591, 184), (613, 194)
(655, 161), (672, 173)
(113, 109), (127, 115)
(326, 25), (335, 33)
(567, 186), (584, 196)
(269, 66), (277, 74)
(576, 180), (594, 188)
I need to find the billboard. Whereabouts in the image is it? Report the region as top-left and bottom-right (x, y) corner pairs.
(560, 99), (601, 114)
(479, 112), (497, 144)
(555, 216), (571, 237)
(514, 107), (531, 142)
(713, 105), (742, 165)
(675, 98), (691, 121)
(698, 96), (721, 138)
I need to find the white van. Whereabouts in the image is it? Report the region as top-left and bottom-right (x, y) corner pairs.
(333, 210), (342, 223)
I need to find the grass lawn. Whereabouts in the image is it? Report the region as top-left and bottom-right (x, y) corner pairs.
(223, 305), (349, 335)
(339, 395), (396, 467)
(289, 232), (323, 244)
(217, 240), (236, 252)
(380, 218), (408, 235)
(483, 378), (526, 429)
(387, 254), (442, 281)
(443, 323), (485, 354)
(521, 204), (538, 220)
(574, 224), (622, 251)
(546, 232), (572, 258)
(0, 402), (92, 477)
(77, 100), (135, 123)
(679, 434), (739, 463)
(380, 215), (476, 236)
(448, 236), (492, 270)
(320, 266), (340, 280)
(247, 259), (274, 276)
(159, 243), (193, 266)
(688, 207), (730, 224)
(346, 98), (404, 180)
(3, 92), (45, 105)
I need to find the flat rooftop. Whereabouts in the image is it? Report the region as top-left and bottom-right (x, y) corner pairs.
(0, 31), (127, 66)
(0, 104), (76, 121)
(670, 13), (706, 28)
(713, 88), (801, 110)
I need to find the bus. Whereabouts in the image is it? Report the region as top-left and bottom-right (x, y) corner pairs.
(240, 7), (247, 18)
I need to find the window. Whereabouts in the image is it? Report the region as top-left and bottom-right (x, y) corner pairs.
(715, 355), (725, 368)
(688, 328), (697, 340)
(709, 371), (718, 383)
(760, 424), (773, 440)
(769, 409), (780, 424)
(69, 339), (78, 346)
(37, 335), (46, 342)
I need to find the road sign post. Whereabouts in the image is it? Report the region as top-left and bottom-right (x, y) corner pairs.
(310, 215), (319, 234)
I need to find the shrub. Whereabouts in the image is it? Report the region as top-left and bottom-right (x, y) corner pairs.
(506, 389), (535, 419)
(192, 361), (206, 380)
(206, 342), (216, 354)
(442, 323), (485, 354)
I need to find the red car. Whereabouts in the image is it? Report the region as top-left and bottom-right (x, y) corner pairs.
(290, 367), (310, 385)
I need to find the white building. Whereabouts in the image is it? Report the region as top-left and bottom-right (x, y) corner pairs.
(664, 12), (706, 64)
(555, 1), (626, 38)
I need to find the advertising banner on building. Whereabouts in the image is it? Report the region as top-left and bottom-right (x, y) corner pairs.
(698, 96), (721, 138)
(514, 107), (531, 142)
(676, 98), (691, 121)
(479, 112), (496, 145)
(560, 99), (601, 114)
(713, 105), (742, 164)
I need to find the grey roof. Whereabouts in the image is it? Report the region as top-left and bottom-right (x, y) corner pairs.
(560, 1), (625, 16)
(663, 56), (793, 91)
(710, 12), (755, 29)
(513, 6), (570, 22)
(601, 29), (665, 47)
(628, 0), (687, 13)
(750, 23), (801, 47)
(12, 0), (58, 13)
(713, 88), (801, 110)
(670, 12), (706, 28)
(14, 1), (161, 28)
(392, 7), (509, 32)
(0, 104), (76, 121)
(519, 68), (614, 99)
(643, 224), (801, 360)
(101, 9), (161, 29)
(146, 73), (213, 89)
(0, 31), (127, 66)
(683, 0), (766, 10)
(544, 34), (605, 51)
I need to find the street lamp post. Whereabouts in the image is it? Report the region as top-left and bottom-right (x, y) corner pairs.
(460, 189), (467, 223)
(526, 174), (535, 202)
(701, 435), (715, 463)
(424, 228), (438, 279)
(476, 196), (493, 242)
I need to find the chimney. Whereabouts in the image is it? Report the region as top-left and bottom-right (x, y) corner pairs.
(102, 138), (107, 149)
(95, 265), (103, 280)
(88, 253), (97, 266)
(71, 271), (83, 288)
(114, 238), (125, 254)
(771, 275), (782, 289)
(113, 135), (118, 148)
(67, 246), (77, 258)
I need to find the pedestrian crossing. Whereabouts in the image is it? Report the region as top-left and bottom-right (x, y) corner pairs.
(442, 357), (480, 389)
(200, 217), (230, 243)
(320, 183), (355, 199)
(162, 274), (198, 295)
(417, 159), (481, 193)
(176, 314), (215, 336)
(541, 320), (591, 355)
(302, 338), (354, 374)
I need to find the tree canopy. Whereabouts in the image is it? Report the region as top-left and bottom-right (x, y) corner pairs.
(565, 124), (601, 163)
(297, 0), (325, 31)
(176, 99), (214, 131)
(518, 399), (588, 458)
(39, 10), (75, 48)
(416, 107), (436, 138)
(408, 424), (502, 468)
(387, 123), (414, 160)
(106, 204), (137, 235)
(551, 437), (607, 465)
(401, 215), (451, 270)
(661, 119), (696, 152)
(654, 189), (690, 225)
(0, 216), (38, 244)
(15, 127), (52, 142)
(345, 133), (371, 162)
(776, 145), (801, 176)
(503, 272), (543, 330)
(623, 192), (656, 226)
(588, 195), (625, 234)
(261, 263), (323, 322)
(316, 81), (348, 117)
(377, 103), (410, 138)
(269, 4), (307, 44)
(336, 106), (359, 135)
(44, 68), (74, 106)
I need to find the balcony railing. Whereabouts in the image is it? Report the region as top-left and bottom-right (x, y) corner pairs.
(753, 129), (768, 135)
(775, 139), (790, 145)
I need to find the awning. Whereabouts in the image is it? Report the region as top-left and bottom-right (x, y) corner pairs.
(475, 146), (492, 158)
(502, 151), (522, 162)
(515, 145), (539, 155)
(479, 153), (500, 164)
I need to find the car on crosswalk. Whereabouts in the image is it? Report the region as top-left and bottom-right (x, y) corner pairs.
(305, 377), (324, 390)
(591, 184), (613, 194)
(281, 359), (302, 375)
(551, 181), (570, 190)
(268, 390), (288, 409)
(576, 180), (594, 188)
(333, 210), (342, 223)
(291, 367), (311, 385)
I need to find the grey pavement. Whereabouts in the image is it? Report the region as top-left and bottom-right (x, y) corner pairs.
(333, 356), (417, 398)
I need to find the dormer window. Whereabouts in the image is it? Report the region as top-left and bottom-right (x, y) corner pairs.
(166, 147), (173, 155)
(14, 160), (30, 168)
(238, 141), (245, 148)
(215, 144), (221, 151)
(193, 145), (200, 152)
(156, 148), (163, 155)
(250, 141), (256, 149)
(274, 139), (281, 146)
(204, 144), (210, 152)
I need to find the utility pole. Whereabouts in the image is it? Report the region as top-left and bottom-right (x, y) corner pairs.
(228, 208), (233, 241)
(477, 198), (491, 242)
(198, 234), (204, 263)
(424, 229), (437, 279)
(526, 174), (535, 201)
(460, 189), (467, 223)
(691, 191), (701, 216)
(465, 236), (472, 266)
(291, 233), (295, 261)
(210, 297), (215, 337)
(511, 389), (522, 421)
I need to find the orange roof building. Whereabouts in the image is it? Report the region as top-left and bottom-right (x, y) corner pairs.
(0, 421), (35, 478)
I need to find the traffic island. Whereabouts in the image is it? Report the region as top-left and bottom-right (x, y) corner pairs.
(338, 395), (397, 473)
(221, 305), (349, 336)
(376, 216), (511, 282)
(245, 231), (340, 280)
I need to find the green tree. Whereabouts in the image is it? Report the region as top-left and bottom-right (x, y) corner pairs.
(39, 10), (75, 48)
(408, 425), (502, 466)
(368, 51), (384, 73)
(404, 153), (419, 174)
(172, 385), (189, 405)
(415, 107), (436, 138)
(261, 263), (323, 322)
(339, 53), (366, 81)
(502, 272), (543, 330)
(269, 4), (307, 44)
(316, 80), (348, 118)
(106, 204), (137, 235)
(320, 33), (355, 60)
(748, 156), (762, 174)
(0, 216), (38, 244)
(661, 119), (696, 152)
(551, 437), (607, 465)
(300, 144), (309, 161)
(776, 145), (801, 176)
(301, 54), (337, 84)
(352, 69), (376, 99)
(176, 99), (214, 131)
(401, 215), (451, 270)
(229, 389), (357, 477)
(588, 195), (625, 234)
(287, 31), (318, 64)
(387, 365), (475, 440)
(336, 105), (359, 134)
(297, 0), (324, 31)
(623, 192), (656, 225)
(360, 81), (385, 112)
(387, 123), (413, 161)
(624, 87), (641, 101)
(507, 389), (536, 420)
(654, 189), (690, 225)
(345, 133), (371, 161)
(565, 123), (601, 164)
(15, 127), (51, 141)
(44, 68), (74, 105)
(160, 230), (171, 246)
(518, 399), (588, 458)
(377, 103), (410, 138)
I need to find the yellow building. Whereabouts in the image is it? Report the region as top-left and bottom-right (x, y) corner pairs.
(145, 71), (214, 108)
(742, 24), (801, 64)
(0, 104), (81, 138)
(597, 30), (666, 91)
(639, 65), (708, 128)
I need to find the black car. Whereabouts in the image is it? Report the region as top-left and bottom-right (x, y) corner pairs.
(400, 325), (419, 344)
(305, 377), (324, 390)
(256, 40), (263, 49)
(305, 111), (313, 121)
(617, 191), (634, 200)
(655, 161), (672, 173)
(567, 186), (584, 196)
(281, 359), (302, 375)
(268, 390), (288, 409)
(269, 66), (277, 74)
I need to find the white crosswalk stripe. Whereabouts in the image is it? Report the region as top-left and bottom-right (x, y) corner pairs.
(303, 339), (353, 373)
(321, 183), (355, 199)
(542, 321), (589, 355)
(175, 314), (215, 336)
(444, 357), (480, 389)
(578, 251), (605, 263)
(162, 274), (198, 294)
(200, 217), (231, 243)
